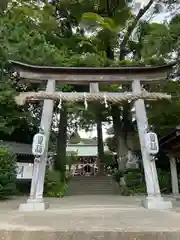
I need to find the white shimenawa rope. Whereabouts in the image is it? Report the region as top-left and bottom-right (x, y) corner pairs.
(58, 92), (62, 109)
(104, 93), (108, 108)
(84, 92), (88, 110)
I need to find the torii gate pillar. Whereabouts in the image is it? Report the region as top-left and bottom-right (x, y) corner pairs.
(132, 80), (172, 209)
(19, 80), (55, 212)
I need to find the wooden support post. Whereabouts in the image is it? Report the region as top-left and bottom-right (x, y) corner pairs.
(19, 80), (56, 212)
(132, 80), (172, 209)
(170, 156), (179, 196)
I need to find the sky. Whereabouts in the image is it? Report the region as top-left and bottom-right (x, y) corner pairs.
(79, 0), (175, 140)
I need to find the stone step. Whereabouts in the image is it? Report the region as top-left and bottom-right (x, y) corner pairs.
(67, 188), (118, 192)
(68, 188), (119, 191)
(67, 192), (119, 196)
(69, 183), (117, 187)
(66, 176), (119, 196)
(70, 178), (115, 183)
(67, 189), (119, 194)
(71, 179), (115, 182)
(67, 184), (118, 188)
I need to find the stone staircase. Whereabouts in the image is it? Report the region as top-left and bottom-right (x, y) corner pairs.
(66, 176), (120, 196)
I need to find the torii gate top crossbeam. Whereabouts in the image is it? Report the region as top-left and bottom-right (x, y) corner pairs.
(9, 60), (175, 84)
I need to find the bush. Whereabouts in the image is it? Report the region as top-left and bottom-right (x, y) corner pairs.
(157, 169), (171, 194)
(113, 168), (143, 184)
(112, 169), (124, 183)
(44, 169), (67, 197)
(16, 181), (31, 196)
(125, 169), (144, 188)
(120, 168), (171, 196)
(119, 168), (146, 196)
(0, 147), (17, 199)
(103, 152), (114, 166)
(120, 184), (146, 196)
(125, 168), (142, 174)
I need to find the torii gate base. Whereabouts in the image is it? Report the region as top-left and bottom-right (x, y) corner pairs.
(19, 200), (49, 212)
(142, 197), (172, 209)
(9, 61), (174, 211)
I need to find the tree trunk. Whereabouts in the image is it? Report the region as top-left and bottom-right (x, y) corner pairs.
(119, 0), (154, 60)
(96, 114), (105, 175)
(89, 83), (105, 175)
(55, 105), (68, 181)
(111, 106), (129, 171)
(0, 0), (8, 12)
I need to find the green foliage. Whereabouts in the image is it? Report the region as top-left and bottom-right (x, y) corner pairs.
(134, 16), (180, 135)
(69, 131), (81, 144)
(102, 152), (114, 166)
(118, 169), (146, 196)
(125, 169), (143, 188)
(0, 147), (17, 199)
(141, 23), (172, 59)
(106, 136), (116, 153)
(0, 75), (33, 135)
(66, 152), (78, 172)
(158, 169), (172, 194)
(120, 184), (146, 196)
(0, 1), (74, 138)
(112, 169), (124, 182)
(119, 168), (172, 196)
(148, 81), (180, 136)
(0, 0), (9, 12)
(81, 12), (120, 32)
(16, 181), (31, 196)
(44, 169), (68, 197)
(124, 168), (142, 174)
(0, 0), (180, 169)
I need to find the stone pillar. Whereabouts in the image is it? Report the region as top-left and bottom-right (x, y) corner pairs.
(132, 80), (172, 209)
(169, 156), (179, 196)
(19, 80), (56, 212)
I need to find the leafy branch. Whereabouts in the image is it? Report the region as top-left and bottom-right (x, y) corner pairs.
(119, 0), (154, 60)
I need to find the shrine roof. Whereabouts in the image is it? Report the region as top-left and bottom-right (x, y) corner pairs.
(9, 60), (175, 74)
(0, 141), (102, 156)
(159, 126), (180, 155)
(0, 141), (32, 155)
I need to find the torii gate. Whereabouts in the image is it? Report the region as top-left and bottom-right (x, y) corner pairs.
(9, 60), (174, 211)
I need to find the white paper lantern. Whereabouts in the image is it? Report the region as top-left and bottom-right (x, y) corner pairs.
(145, 132), (159, 155)
(32, 133), (46, 156)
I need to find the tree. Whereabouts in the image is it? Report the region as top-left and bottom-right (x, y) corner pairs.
(0, 0), (74, 141)
(66, 152), (78, 173)
(3, 0), (180, 177)
(79, 0), (162, 170)
(0, 147), (17, 199)
(69, 131), (81, 144)
(0, 0), (9, 13)
(139, 15), (180, 136)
